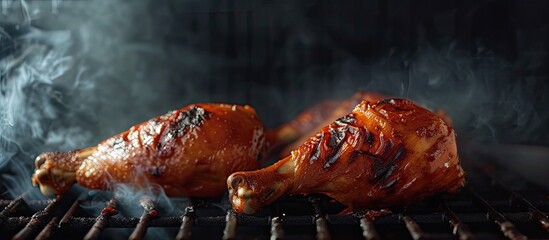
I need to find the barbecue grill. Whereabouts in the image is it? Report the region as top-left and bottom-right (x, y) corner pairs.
(1, 0), (549, 239)
(1, 143), (548, 240)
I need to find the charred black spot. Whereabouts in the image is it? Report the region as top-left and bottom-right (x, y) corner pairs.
(256, 152), (263, 162)
(156, 106), (210, 156)
(328, 127), (346, 148)
(370, 155), (385, 178)
(172, 106), (210, 137)
(335, 114), (357, 125)
(309, 134), (323, 162)
(380, 164), (396, 182)
(324, 130), (347, 168)
(381, 177), (399, 189)
(366, 132), (374, 145)
(157, 143), (175, 158)
(391, 145), (404, 162)
(370, 144), (405, 184)
(323, 152), (341, 168)
(321, 116), (365, 169)
(148, 166), (166, 177)
(263, 188), (276, 201)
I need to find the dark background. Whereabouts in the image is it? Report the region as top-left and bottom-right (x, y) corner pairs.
(1, 0), (548, 198)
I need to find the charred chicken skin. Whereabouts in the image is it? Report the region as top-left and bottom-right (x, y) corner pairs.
(274, 91), (452, 157)
(228, 99), (465, 214)
(32, 104), (266, 197)
(276, 91), (384, 157)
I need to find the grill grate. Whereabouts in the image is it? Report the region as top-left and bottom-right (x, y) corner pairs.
(1, 154), (549, 239)
(439, 202), (474, 240)
(175, 204), (194, 240)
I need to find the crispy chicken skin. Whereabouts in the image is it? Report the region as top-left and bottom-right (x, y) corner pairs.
(32, 104), (265, 197)
(277, 91), (384, 156)
(228, 99), (465, 214)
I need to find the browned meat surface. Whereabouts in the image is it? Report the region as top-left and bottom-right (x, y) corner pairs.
(277, 91), (384, 156)
(228, 98), (465, 214)
(32, 104), (266, 197)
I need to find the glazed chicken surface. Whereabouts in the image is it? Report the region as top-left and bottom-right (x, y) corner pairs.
(228, 98), (466, 214)
(32, 104), (266, 197)
(275, 91), (384, 157)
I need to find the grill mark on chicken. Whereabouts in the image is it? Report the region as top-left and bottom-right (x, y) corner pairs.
(227, 98), (466, 215)
(309, 133), (323, 162)
(336, 114), (357, 125)
(327, 127), (345, 148)
(323, 149), (343, 168)
(33, 103), (266, 198)
(325, 115), (364, 168)
(324, 133), (351, 168)
(377, 163), (396, 183)
(307, 114), (361, 169)
(354, 144), (404, 186)
(334, 111), (406, 186)
(156, 106), (210, 157)
(171, 106), (210, 137)
(377, 145), (404, 180)
(382, 177), (399, 189)
(366, 132), (374, 145)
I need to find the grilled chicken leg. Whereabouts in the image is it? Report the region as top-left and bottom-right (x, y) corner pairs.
(228, 99), (465, 214)
(32, 104), (266, 197)
(276, 91), (384, 157)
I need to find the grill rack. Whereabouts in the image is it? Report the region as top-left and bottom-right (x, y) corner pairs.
(1, 156), (548, 239)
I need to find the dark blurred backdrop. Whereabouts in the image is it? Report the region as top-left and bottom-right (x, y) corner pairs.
(1, 0), (548, 196)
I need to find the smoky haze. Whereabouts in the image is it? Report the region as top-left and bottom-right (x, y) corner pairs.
(0, 0), (548, 236)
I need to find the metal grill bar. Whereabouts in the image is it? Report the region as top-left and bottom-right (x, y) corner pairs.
(175, 203), (195, 240)
(35, 217), (58, 240)
(1, 208), (546, 236)
(469, 187), (527, 240)
(58, 195), (86, 229)
(0, 195), (23, 225)
(270, 216), (284, 240)
(222, 210), (237, 240)
(508, 189), (549, 232)
(4, 198), (546, 210)
(129, 197), (157, 240)
(83, 197), (118, 240)
(4, 211), (547, 229)
(439, 202), (475, 240)
(270, 202), (284, 240)
(359, 216), (380, 240)
(477, 165), (549, 233)
(12, 197), (58, 240)
(311, 198), (331, 240)
(402, 215), (425, 240)
(1, 154), (548, 239)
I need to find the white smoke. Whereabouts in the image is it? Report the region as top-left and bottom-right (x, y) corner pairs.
(1, 1), (203, 238)
(0, 21), (97, 198)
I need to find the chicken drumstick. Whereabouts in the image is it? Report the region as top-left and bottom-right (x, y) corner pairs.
(228, 99), (465, 214)
(32, 104), (266, 197)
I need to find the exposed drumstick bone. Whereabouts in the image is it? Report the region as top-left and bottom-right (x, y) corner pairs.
(32, 147), (96, 196)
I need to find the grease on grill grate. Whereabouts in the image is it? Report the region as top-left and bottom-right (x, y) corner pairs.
(1, 162), (549, 240)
